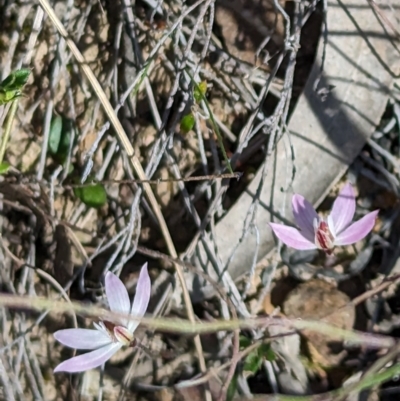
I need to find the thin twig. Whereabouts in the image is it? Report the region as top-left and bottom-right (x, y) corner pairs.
(62, 171), (242, 188)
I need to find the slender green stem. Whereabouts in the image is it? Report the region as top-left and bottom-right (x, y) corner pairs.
(0, 292), (394, 348)
(185, 69), (233, 173)
(0, 99), (18, 164)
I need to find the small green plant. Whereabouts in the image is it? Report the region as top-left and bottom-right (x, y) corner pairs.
(73, 182), (107, 208)
(184, 71), (233, 173)
(180, 113), (196, 134)
(0, 68), (31, 165)
(180, 80), (208, 134)
(240, 336), (275, 378)
(0, 68), (31, 105)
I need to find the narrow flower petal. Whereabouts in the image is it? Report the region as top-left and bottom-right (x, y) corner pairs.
(334, 210), (379, 246)
(329, 183), (356, 235)
(54, 329), (111, 350)
(128, 263), (151, 332)
(292, 194), (318, 242)
(269, 223), (317, 250)
(105, 272), (130, 320)
(54, 343), (121, 373)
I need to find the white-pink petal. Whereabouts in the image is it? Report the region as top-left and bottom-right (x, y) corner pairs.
(329, 183), (356, 235)
(54, 343), (121, 373)
(105, 272), (131, 321)
(54, 329), (111, 350)
(292, 194), (318, 242)
(269, 223), (317, 250)
(129, 263), (151, 332)
(334, 210), (379, 246)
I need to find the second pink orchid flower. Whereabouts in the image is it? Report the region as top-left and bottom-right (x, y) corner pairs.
(269, 183), (379, 254)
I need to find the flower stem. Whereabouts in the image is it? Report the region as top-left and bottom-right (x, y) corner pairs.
(0, 99), (18, 164)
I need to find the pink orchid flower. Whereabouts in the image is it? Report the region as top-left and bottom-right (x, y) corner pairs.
(54, 263), (151, 373)
(269, 183), (379, 254)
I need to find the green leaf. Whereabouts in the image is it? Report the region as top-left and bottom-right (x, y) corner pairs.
(226, 374), (238, 401)
(58, 118), (75, 158)
(0, 69), (30, 89)
(240, 341), (273, 378)
(0, 89), (21, 105)
(239, 336), (252, 349)
(243, 350), (263, 375)
(49, 115), (63, 155)
(48, 115), (75, 162)
(0, 69), (31, 105)
(0, 162), (10, 174)
(193, 80), (207, 103)
(74, 183), (107, 208)
(180, 113), (195, 133)
(259, 344), (276, 362)
(9, 69), (30, 88)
